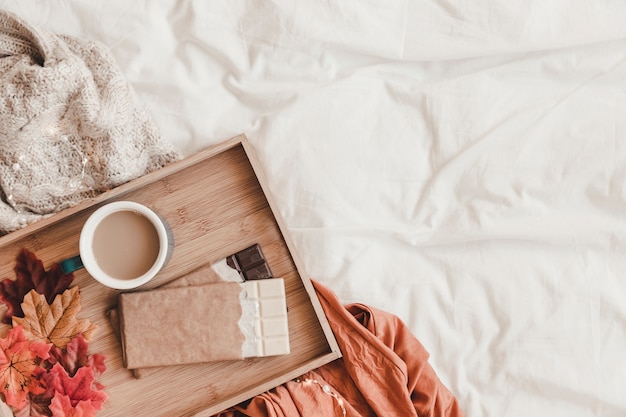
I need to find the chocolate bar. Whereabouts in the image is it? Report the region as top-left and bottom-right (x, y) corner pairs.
(225, 243), (273, 281)
(117, 278), (290, 369)
(241, 278), (290, 357)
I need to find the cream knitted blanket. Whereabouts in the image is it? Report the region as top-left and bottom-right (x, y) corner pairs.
(0, 10), (181, 234)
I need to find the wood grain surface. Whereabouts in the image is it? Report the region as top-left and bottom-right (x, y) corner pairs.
(0, 135), (340, 416)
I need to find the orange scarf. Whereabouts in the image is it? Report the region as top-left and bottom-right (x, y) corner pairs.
(216, 280), (465, 417)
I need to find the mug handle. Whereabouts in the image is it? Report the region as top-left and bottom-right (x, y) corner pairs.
(59, 255), (84, 275)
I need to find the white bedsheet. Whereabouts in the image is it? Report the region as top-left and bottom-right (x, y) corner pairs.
(2, 1), (626, 416)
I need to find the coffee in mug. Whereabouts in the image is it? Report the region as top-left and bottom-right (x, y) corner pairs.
(61, 201), (173, 289)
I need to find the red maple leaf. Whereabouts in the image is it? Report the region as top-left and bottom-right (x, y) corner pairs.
(48, 334), (106, 378)
(0, 249), (74, 324)
(41, 363), (107, 411)
(48, 392), (99, 417)
(15, 336), (107, 416)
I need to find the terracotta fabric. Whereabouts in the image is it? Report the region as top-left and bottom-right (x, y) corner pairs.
(216, 280), (465, 417)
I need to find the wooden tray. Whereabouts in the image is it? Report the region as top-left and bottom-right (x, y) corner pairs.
(0, 135), (341, 416)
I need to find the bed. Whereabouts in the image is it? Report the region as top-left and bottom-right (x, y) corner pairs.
(1, 1), (625, 416)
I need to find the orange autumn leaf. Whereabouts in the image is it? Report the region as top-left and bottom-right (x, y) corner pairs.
(0, 326), (51, 409)
(12, 288), (97, 349)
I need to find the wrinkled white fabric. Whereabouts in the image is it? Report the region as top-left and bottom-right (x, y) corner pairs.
(1, 2), (626, 416)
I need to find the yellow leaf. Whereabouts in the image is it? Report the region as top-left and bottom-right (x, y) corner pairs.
(12, 287), (97, 349)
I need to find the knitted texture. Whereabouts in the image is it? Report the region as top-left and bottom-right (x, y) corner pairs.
(0, 10), (182, 234)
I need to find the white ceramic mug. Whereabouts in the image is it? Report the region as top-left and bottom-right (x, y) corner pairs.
(60, 201), (174, 289)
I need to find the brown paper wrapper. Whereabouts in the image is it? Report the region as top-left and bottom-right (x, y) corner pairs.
(118, 282), (246, 369)
(108, 263), (229, 377)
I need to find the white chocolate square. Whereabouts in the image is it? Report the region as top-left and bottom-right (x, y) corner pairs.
(241, 278), (290, 357)
(258, 279), (286, 298)
(262, 336), (291, 357)
(261, 317), (289, 336)
(260, 298), (287, 317)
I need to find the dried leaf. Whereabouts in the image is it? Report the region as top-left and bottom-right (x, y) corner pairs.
(43, 364), (107, 412)
(13, 392), (53, 417)
(48, 392), (99, 417)
(12, 288), (97, 349)
(19, 334), (107, 417)
(0, 322), (11, 338)
(0, 326), (51, 409)
(0, 249), (74, 324)
(48, 334), (106, 377)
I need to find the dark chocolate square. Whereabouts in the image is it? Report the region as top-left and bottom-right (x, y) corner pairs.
(234, 244), (266, 270)
(225, 244), (273, 281)
(242, 262), (273, 281)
